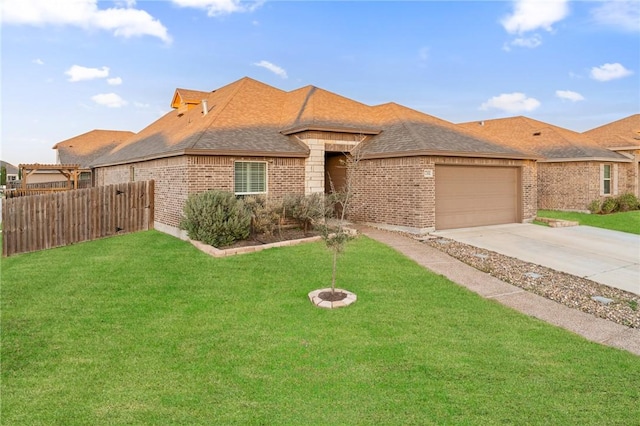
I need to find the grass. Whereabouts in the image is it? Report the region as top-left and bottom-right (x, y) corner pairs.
(537, 209), (640, 235)
(2, 231), (640, 425)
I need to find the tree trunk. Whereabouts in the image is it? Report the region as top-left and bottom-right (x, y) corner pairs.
(331, 249), (338, 294)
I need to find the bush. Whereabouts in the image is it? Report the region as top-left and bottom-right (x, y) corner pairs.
(243, 195), (283, 237)
(588, 199), (602, 214)
(283, 193), (331, 235)
(615, 193), (640, 212)
(600, 197), (619, 214)
(179, 190), (251, 247)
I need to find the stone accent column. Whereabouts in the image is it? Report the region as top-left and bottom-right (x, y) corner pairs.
(305, 138), (325, 195)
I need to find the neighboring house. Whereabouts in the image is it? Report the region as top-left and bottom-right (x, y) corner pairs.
(583, 114), (640, 199)
(459, 116), (633, 211)
(91, 77), (537, 236)
(52, 129), (135, 185)
(1, 160), (19, 184)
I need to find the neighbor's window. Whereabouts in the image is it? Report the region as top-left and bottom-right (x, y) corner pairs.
(602, 164), (611, 195)
(234, 161), (267, 195)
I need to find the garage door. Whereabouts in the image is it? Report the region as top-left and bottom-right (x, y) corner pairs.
(435, 165), (520, 230)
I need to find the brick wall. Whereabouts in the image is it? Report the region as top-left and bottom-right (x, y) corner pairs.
(538, 161), (635, 211)
(95, 155), (306, 230)
(349, 156), (537, 232)
(95, 157), (189, 228)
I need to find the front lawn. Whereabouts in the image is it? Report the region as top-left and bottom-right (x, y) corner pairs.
(2, 231), (639, 424)
(537, 209), (640, 234)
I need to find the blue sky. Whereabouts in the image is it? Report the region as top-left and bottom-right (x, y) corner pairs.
(1, 0), (638, 166)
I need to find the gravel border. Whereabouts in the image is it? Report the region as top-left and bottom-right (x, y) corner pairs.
(422, 237), (640, 329)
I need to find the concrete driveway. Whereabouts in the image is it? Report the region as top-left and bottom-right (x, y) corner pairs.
(432, 223), (640, 295)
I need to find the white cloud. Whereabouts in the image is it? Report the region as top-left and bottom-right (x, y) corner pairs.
(134, 101), (150, 108)
(509, 34), (542, 49)
(590, 63), (633, 81)
(555, 90), (584, 102)
(480, 92), (541, 113)
(65, 65), (110, 82)
(32, 58), (44, 65)
(171, 0), (263, 17)
(107, 77), (123, 85)
(253, 60), (288, 79)
(501, 0), (569, 34)
(0, 0), (171, 43)
(591, 0), (640, 33)
(91, 93), (128, 108)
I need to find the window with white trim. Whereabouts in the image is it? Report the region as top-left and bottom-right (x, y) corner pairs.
(234, 161), (267, 195)
(602, 164), (611, 195)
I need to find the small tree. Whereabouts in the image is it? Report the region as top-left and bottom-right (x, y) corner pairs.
(0, 166), (6, 186)
(318, 152), (362, 296)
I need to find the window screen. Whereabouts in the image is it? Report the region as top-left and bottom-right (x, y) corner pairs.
(603, 164), (611, 195)
(234, 161), (266, 194)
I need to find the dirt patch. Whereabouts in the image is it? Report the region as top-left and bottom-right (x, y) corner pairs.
(318, 291), (348, 302)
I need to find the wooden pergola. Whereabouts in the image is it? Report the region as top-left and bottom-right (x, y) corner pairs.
(18, 163), (81, 193)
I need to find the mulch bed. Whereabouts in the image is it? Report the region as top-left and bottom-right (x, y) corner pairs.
(219, 228), (321, 249)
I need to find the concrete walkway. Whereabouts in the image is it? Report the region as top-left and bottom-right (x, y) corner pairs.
(357, 225), (640, 356)
(433, 223), (640, 295)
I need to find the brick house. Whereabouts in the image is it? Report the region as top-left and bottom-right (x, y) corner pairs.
(459, 116), (634, 211)
(91, 77), (537, 236)
(583, 114), (640, 200)
(52, 129), (135, 186)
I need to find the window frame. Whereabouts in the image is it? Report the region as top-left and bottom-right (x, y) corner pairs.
(234, 161), (267, 196)
(602, 164), (611, 195)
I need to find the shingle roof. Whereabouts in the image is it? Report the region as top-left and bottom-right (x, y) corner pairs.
(361, 103), (533, 159)
(92, 77), (534, 167)
(583, 114), (640, 149)
(1, 161), (18, 174)
(53, 129), (135, 168)
(458, 116), (629, 162)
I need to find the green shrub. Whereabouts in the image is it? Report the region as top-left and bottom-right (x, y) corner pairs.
(243, 195), (283, 237)
(283, 193), (331, 235)
(587, 199), (602, 214)
(600, 197), (618, 214)
(615, 193), (640, 212)
(179, 190), (251, 247)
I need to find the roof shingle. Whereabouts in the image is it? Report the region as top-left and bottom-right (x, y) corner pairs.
(92, 77), (535, 167)
(458, 116), (629, 161)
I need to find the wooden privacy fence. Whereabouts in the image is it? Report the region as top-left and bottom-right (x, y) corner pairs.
(2, 180), (155, 257)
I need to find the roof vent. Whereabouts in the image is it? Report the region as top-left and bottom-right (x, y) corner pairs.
(533, 131), (541, 136)
(202, 99), (208, 116)
(479, 121), (485, 126)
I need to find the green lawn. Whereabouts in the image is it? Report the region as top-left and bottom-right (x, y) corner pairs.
(537, 210), (640, 234)
(2, 231), (639, 425)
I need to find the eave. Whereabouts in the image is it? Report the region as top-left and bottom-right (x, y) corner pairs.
(92, 148), (309, 168)
(280, 125), (381, 136)
(538, 157), (633, 163)
(359, 149), (540, 161)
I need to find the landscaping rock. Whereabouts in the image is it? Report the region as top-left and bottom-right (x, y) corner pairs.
(423, 237), (640, 329)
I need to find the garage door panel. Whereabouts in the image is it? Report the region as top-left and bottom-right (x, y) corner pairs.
(435, 166), (520, 230)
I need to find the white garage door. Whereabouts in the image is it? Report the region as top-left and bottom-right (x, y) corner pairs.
(435, 165), (520, 230)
